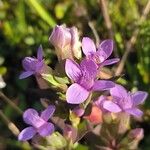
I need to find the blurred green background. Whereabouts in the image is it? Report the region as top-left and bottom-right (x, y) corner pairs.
(0, 0), (150, 149)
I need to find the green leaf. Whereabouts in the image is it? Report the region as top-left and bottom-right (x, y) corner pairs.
(26, 0), (56, 27)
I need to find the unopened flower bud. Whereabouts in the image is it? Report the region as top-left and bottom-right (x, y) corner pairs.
(63, 124), (77, 142)
(49, 25), (81, 60)
(84, 105), (103, 124)
(129, 128), (144, 141)
(72, 106), (85, 117)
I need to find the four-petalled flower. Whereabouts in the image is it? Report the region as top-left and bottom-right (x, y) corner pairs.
(18, 105), (55, 141)
(19, 45), (44, 79)
(102, 84), (148, 118)
(82, 37), (119, 67)
(65, 59), (115, 104)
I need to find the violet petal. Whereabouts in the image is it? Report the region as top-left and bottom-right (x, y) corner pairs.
(41, 105), (55, 121)
(18, 127), (36, 141)
(110, 84), (128, 99)
(100, 58), (120, 67)
(38, 122), (54, 137)
(66, 83), (89, 104)
(65, 59), (81, 82)
(103, 101), (122, 113)
(92, 80), (115, 91)
(82, 37), (96, 56)
(132, 91), (148, 106)
(97, 39), (113, 61)
(19, 71), (34, 79)
(125, 108), (143, 118)
(23, 109), (45, 128)
(37, 45), (43, 61)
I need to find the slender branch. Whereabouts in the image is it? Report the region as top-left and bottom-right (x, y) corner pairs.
(88, 21), (100, 47)
(0, 91), (23, 115)
(0, 110), (30, 147)
(0, 110), (20, 136)
(99, 0), (114, 39)
(115, 0), (150, 76)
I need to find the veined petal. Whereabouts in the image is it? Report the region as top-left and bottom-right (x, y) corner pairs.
(37, 45), (43, 61)
(125, 108), (143, 118)
(38, 122), (54, 137)
(65, 59), (81, 82)
(97, 39), (113, 61)
(19, 71), (34, 79)
(82, 37), (96, 56)
(23, 109), (45, 128)
(100, 58), (120, 67)
(41, 105), (56, 121)
(132, 91), (148, 106)
(92, 80), (115, 91)
(18, 127), (36, 141)
(103, 101), (122, 113)
(80, 59), (97, 79)
(66, 83), (89, 104)
(110, 84), (128, 99)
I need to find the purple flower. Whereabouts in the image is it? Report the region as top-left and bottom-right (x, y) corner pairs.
(102, 84), (148, 118)
(18, 105), (55, 141)
(82, 37), (119, 67)
(65, 59), (115, 104)
(19, 45), (44, 79)
(49, 25), (81, 60)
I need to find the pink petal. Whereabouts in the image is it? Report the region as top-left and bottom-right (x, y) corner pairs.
(41, 105), (55, 121)
(19, 71), (34, 79)
(132, 91), (148, 106)
(82, 37), (96, 56)
(103, 101), (121, 112)
(38, 122), (54, 137)
(37, 45), (43, 61)
(125, 108), (143, 118)
(18, 127), (36, 141)
(92, 80), (115, 91)
(66, 83), (89, 104)
(65, 59), (81, 82)
(97, 39), (113, 61)
(110, 84), (128, 99)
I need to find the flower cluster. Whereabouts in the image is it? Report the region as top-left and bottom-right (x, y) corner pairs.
(18, 25), (148, 149)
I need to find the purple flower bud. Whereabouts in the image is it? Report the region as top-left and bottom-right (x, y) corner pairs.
(49, 25), (81, 60)
(129, 128), (144, 140)
(72, 106), (85, 117)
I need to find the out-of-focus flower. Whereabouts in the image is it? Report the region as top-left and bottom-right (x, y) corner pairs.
(102, 84), (148, 118)
(84, 105), (103, 124)
(72, 106), (85, 117)
(65, 59), (115, 104)
(82, 37), (119, 67)
(49, 25), (81, 60)
(19, 45), (45, 79)
(129, 128), (144, 140)
(18, 105), (55, 141)
(0, 75), (6, 88)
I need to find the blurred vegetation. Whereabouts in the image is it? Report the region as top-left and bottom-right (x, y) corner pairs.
(0, 0), (150, 149)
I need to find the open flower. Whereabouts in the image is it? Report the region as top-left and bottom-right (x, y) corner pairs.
(65, 59), (115, 104)
(102, 84), (148, 118)
(19, 45), (45, 79)
(82, 37), (119, 67)
(18, 105), (55, 141)
(49, 25), (81, 60)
